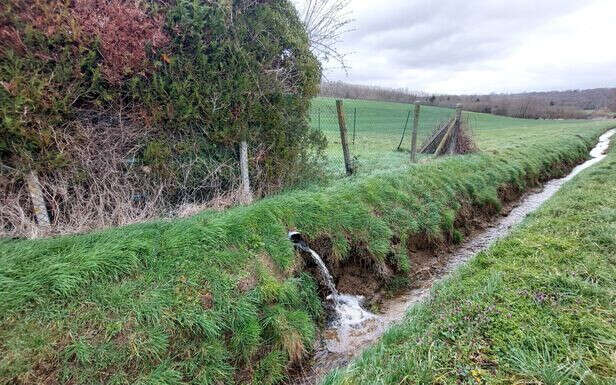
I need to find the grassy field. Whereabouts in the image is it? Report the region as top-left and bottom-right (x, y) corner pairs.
(1, 121), (612, 384)
(323, 143), (616, 384)
(312, 97), (616, 176)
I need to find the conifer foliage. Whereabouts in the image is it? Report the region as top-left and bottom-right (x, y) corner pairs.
(0, 0), (323, 236)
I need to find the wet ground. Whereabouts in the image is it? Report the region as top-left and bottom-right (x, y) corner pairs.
(290, 129), (615, 385)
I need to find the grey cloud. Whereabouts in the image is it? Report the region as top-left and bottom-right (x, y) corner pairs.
(343, 0), (587, 70)
(311, 0), (616, 93)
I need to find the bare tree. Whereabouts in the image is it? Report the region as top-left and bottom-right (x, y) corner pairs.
(296, 0), (353, 71)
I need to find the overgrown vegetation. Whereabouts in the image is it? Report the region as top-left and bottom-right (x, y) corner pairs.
(0, 0), (323, 237)
(1, 123), (611, 384)
(323, 139), (616, 384)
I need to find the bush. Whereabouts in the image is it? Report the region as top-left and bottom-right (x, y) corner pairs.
(0, 0), (324, 237)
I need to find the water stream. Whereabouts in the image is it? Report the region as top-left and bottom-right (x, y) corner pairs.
(289, 129), (615, 385)
(289, 231), (341, 303)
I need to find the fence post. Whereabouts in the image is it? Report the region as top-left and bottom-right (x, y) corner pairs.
(239, 130), (253, 204)
(410, 101), (421, 162)
(336, 100), (354, 176)
(352, 107), (357, 145)
(448, 103), (463, 154)
(396, 109), (412, 151)
(25, 170), (50, 229)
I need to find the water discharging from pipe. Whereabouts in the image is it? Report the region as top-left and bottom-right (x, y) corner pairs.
(288, 231), (376, 334)
(290, 129), (615, 385)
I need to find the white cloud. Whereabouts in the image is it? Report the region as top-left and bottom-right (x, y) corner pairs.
(317, 0), (616, 94)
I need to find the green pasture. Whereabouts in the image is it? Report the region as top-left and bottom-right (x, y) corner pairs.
(311, 97), (616, 176)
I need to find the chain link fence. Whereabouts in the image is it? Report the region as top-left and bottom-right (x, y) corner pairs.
(309, 98), (457, 176)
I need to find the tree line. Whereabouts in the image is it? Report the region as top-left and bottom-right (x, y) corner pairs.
(320, 81), (616, 119)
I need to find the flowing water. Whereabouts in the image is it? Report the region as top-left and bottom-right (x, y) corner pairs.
(289, 231), (340, 303)
(290, 129), (615, 385)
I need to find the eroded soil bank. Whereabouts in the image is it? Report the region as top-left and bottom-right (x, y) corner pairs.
(290, 129), (616, 385)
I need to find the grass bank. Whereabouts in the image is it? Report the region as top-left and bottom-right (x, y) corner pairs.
(0, 126), (611, 384)
(323, 139), (616, 384)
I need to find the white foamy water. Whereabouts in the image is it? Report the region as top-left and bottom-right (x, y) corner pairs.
(288, 231), (377, 351)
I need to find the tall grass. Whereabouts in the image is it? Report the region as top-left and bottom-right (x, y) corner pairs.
(0, 124), (612, 384)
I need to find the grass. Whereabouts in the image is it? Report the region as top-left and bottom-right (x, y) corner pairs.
(322, 139), (616, 384)
(0, 103), (614, 384)
(1, 123), (611, 384)
(311, 97), (616, 176)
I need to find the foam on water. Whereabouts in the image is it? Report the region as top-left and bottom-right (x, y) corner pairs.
(288, 231), (377, 351)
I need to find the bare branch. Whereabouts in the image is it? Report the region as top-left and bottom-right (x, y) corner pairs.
(295, 0), (353, 72)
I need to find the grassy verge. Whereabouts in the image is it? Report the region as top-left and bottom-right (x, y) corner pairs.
(323, 139), (616, 384)
(0, 126), (612, 384)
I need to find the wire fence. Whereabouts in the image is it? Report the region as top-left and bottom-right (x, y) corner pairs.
(309, 98), (457, 176)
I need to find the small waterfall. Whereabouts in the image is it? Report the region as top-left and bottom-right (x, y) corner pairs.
(288, 231), (339, 302)
(288, 231), (375, 336)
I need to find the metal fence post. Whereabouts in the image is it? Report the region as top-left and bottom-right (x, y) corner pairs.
(352, 107), (357, 145)
(397, 109), (412, 151)
(336, 100), (354, 176)
(410, 101), (421, 162)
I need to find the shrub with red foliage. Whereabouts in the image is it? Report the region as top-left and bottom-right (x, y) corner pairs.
(72, 0), (169, 84)
(10, 0), (168, 83)
(2, 0), (322, 239)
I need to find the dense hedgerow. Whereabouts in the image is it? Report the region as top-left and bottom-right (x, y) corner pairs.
(0, 0), (323, 236)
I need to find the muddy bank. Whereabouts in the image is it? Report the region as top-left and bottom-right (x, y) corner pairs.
(290, 129), (616, 385)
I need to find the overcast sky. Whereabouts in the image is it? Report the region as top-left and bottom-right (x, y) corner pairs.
(310, 0), (616, 95)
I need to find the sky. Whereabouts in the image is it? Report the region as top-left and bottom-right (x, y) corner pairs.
(305, 0), (616, 95)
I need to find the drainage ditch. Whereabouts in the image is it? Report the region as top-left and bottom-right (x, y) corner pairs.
(288, 129), (615, 385)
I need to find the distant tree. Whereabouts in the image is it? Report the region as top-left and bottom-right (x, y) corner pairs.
(318, 81), (422, 103)
(609, 90), (616, 112)
(296, 0), (353, 71)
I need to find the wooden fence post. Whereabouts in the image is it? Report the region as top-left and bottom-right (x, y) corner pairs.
(25, 170), (50, 229)
(336, 100), (353, 176)
(448, 103), (463, 154)
(455, 103), (463, 125)
(410, 101), (421, 162)
(239, 131), (253, 205)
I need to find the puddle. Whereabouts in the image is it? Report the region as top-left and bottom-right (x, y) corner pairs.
(290, 129), (615, 385)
